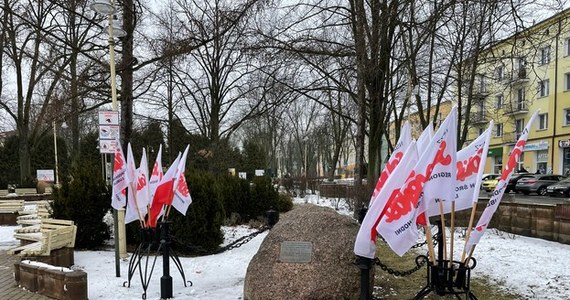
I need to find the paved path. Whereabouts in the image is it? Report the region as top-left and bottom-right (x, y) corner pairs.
(0, 250), (49, 300)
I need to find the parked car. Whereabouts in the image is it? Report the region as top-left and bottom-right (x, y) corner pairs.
(505, 173), (534, 193)
(515, 174), (566, 195)
(480, 174), (500, 191)
(546, 177), (570, 197)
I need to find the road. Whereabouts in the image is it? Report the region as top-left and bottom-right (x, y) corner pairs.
(481, 190), (570, 206)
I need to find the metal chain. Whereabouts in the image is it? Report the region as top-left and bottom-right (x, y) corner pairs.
(374, 255), (428, 277)
(171, 226), (270, 255)
(213, 226), (269, 254)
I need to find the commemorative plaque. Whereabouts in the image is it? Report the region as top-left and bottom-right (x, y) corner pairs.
(279, 241), (312, 263)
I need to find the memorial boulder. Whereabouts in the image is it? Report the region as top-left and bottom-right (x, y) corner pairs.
(244, 204), (361, 300)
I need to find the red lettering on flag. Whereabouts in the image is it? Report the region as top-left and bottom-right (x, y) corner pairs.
(456, 148), (483, 181)
(384, 141), (451, 223)
(500, 140), (526, 181)
(177, 173), (189, 197)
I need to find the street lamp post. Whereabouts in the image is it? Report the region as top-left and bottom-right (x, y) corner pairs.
(53, 121), (60, 186)
(90, 0), (127, 278)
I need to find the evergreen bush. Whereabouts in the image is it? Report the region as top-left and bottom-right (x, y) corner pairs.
(216, 174), (251, 222)
(249, 176), (280, 219)
(276, 193), (294, 212)
(51, 160), (111, 249)
(169, 171), (225, 254)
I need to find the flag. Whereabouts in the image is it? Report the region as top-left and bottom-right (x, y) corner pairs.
(416, 123), (433, 151)
(465, 111), (539, 253)
(111, 140), (129, 210)
(354, 141), (419, 258)
(136, 148), (151, 215)
(149, 144), (163, 200)
(147, 153), (181, 228)
(369, 122), (412, 205)
(125, 144), (140, 224)
(377, 107), (458, 256)
(442, 121), (493, 215)
(172, 145), (193, 215)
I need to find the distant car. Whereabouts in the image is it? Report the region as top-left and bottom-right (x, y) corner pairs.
(480, 174), (500, 191)
(482, 178), (499, 192)
(515, 174), (566, 196)
(505, 173), (534, 193)
(546, 177), (570, 197)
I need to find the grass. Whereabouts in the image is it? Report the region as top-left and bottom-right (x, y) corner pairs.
(372, 241), (524, 299)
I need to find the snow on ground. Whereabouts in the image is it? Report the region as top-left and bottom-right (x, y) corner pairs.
(0, 194), (568, 299)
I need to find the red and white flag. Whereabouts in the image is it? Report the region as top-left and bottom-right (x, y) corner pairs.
(354, 141), (419, 258)
(440, 121), (493, 215)
(125, 144), (140, 224)
(369, 122), (412, 205)
(172, 145), (192, 215)
(136, 148), (151, 215)
(466, 111), (539, 253)
(147, 153), (181, 228)
(377, 107), (457, 256)
(111, 140), (130, 210)
(149, 144), (163, 201)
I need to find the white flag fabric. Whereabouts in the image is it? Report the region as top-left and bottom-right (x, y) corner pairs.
(446, 121), (493, 215)
(466, 111), (539, 253)
(416, 123), (433, 151)
(111, 140), (129, 210)
(125, 144), (140, 224)
(377, 107), (458, 256)
(172, 145), (193, 216)
(136, 149), (151, 214)
(354, 141), (418, 258)
(369, 122), (412, 205)
(149, 144), (163, 201)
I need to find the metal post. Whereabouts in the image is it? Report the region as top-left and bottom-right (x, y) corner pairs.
(114, 209), (120, 277)
(357, 256), (373, 300)
(160, 221), (173, 299)
(53, 121), (60, 186)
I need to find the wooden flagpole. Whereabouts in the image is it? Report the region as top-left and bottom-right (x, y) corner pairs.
(450, 201), (456, 265)
(129, 182), (146, 228)
(461, 203), (477, 262)
(423, 224), (436, 263)
(438, 200), (448, 262)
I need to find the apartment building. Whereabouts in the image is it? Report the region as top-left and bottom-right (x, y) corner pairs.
(468, 9), (570, 175)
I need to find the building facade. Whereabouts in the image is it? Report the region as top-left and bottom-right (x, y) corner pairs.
(469, 9), (570, 175)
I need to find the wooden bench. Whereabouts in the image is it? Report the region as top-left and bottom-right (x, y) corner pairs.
(9, 219), (77, 257)
(0, 199), (25, 214)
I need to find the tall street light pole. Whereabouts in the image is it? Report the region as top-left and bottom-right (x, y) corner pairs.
(90, 0), (127, 278)
(53, 121), (60, 186)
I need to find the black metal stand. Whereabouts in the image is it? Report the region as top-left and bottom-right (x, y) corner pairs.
(357, 256), (374, 300)
(123, 222), (191, 300)
(413, 221), (478, 300)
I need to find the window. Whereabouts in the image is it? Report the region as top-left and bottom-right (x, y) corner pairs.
(515, 119), (524, 139)
(565, 108), (570, 125)
(496, 95), (504, 108)
(495, 66), (504, 81)
(517, 152), (524, 172)
(495, 123), (503, 137)
(516, 88), (526, 110)
(478, 127), (485, 136)
(566, 38), (570, 56)
(494, 156), (503, 174)
(539, 113), (548, 130)
(536, 150), (548, 174)
(565, 73), (570, 91)
(540, 46), (551, 65)
(539, 79), (549, 97)
(477, 74), (487, 93)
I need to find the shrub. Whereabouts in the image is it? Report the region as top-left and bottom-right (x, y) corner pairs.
(276, 193), (294, 212)
(169, 171), (225, 254)
(249, 176), (280, 218)
(216, 174), (251, 222)
(51, 160), (110, 249)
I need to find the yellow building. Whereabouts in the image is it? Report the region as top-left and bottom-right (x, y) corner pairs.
(468, 9), (570, 175)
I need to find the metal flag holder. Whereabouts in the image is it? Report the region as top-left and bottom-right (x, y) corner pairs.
(413, 220), (478, 300)
(123, 221), (191, 300)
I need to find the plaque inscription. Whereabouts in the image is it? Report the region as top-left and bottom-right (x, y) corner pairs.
(279, 241), (313, 263)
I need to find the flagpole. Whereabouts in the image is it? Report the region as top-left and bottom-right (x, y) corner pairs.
(423, 224), (436, 263)
(450, 201), (455, 266)
(438, 200), (447, 262)
(130, 182), (147, 228)
(460, 203), (477, 262)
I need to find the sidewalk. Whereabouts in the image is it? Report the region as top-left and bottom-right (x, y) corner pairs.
(0, 250), (50, 300)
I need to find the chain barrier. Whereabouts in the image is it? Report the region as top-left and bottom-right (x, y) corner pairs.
(374, 255), (429, 277)
(171, 225), (270, 255)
